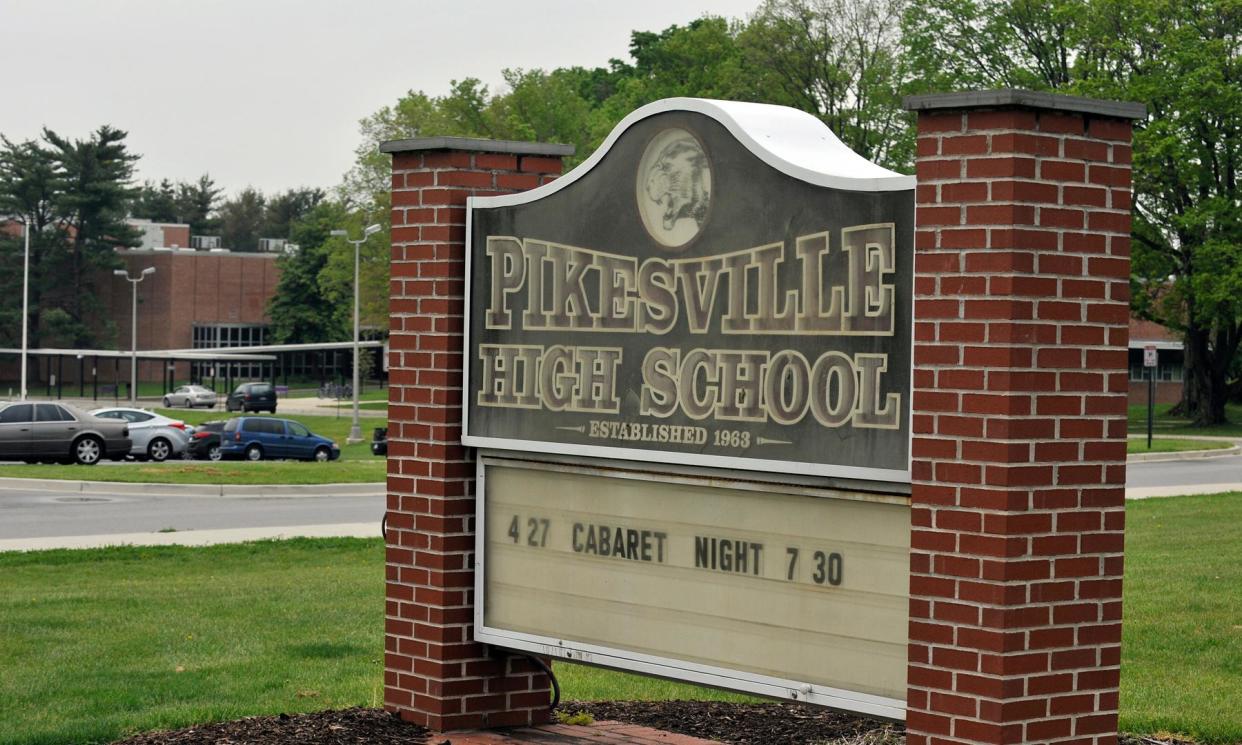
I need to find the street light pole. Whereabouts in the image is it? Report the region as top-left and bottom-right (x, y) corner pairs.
(19, 220), (30, 400)
(331, 224), (382, 444)
(113, 266), (156, 405)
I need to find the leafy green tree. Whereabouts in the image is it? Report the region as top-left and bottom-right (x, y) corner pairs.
(41, 126), (140, 345)
(317, 209), (391, 335)
(1081, 0), (1240, 424)
(741, 0), (915, 169)
(267, 201), (351, 343)
(218, 187), (266, 251)
(902, 0), (1084, 93)
(132, 179), (179, 222)
(175, 175), (223, 234)
(0, 127), (138, 353)
(263, 187), (326, 243)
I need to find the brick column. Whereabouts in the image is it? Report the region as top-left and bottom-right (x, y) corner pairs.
(902, 91), (1144, 744)
(382, 136), (571, 731)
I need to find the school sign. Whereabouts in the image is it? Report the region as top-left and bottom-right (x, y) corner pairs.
(463, 99), (915, 717)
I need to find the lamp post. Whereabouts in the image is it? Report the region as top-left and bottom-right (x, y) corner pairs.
(19, 220), (30, 400)
(331, 224), (382, 444)
(113, 266), (155, 405)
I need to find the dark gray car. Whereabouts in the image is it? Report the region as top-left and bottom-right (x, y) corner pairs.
(0, 401), (131, 465)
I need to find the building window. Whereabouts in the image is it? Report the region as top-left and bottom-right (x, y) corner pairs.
(1129, 349), (1184, 383)
(192, 323), (269, 380)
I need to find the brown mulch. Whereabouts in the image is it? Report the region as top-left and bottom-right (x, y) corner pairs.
(106, 703), (1207, 745)
(561, 701), (901, 744)
(111, 708), (428, 745)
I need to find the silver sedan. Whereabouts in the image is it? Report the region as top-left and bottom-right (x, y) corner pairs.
(163, 385), (218, 409)
(89, 407), (191, 462)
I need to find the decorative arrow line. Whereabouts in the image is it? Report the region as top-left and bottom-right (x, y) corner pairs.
(555, 425), (586, 434)
(756, 436), (793, 446)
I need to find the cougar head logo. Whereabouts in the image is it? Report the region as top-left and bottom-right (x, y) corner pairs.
(644, 136), (710, 234)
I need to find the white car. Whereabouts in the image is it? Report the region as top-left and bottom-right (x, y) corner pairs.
(89, 407), (191, 462)
(163, 385), (219, 409)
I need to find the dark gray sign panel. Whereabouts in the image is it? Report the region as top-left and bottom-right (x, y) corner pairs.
(463, 100), (914, 482)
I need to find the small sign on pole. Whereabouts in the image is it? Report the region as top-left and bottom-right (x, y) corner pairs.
(1144, 345), (1157, 448)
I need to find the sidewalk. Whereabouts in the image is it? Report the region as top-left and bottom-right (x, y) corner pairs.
(0, 522), (381, 552)
(0, 476), (382, 498)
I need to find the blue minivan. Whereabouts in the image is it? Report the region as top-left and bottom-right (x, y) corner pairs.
(220, 417), (340, 462)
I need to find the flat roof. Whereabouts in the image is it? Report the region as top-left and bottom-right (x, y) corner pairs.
(380, 135), (574, 157)
(0, 347), (274, 361)
(903, 89), (1146, 120)
(160, 340), (384, 355)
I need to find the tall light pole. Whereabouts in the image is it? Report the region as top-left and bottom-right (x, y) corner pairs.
(19, 220), (30, 400)
(113, 266), (155, 405)
(331, 224), (382, 444)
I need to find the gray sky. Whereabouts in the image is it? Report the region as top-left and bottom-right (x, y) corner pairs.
(1, 0), (760, 197)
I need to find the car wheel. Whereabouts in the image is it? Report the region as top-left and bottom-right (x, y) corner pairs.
(245, 444), (263, 462)
(208, 444), (222, 462)
(73, 436), (103, 465)
(163, 397), (172, 407)
(147, 438), (172, 462)
(313, 446), (330, 462)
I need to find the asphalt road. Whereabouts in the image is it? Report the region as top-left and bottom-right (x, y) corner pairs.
(1126, 452), (1242, 489)
(0, 488), (384, 541)
(0, 452), (1236, 548)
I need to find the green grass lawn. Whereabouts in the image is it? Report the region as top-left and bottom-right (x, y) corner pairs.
(0, 539), (385, 745)
(1126, 437), (1234, 454)
(2, 496), (1239, 744)
(1128, 402), (1242, 438)
(1121, 493), (1242, 742)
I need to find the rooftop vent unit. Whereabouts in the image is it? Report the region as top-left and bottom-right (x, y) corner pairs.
(191, 235), (222, 250)
(258, 238), (287, 253)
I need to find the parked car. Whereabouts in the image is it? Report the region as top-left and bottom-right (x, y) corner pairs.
(371, 427), (387, 456)
(89, 407), (191, 462)
(220, 416), (340, 462)
(163, 385), (218, 409)
(0, 401), (131, 465)
(184, 420), (226, 461)
(226, 382), (277, 414)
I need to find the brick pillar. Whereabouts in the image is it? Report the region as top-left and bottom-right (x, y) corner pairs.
(902, 91), (1144, 744)
(382, 136), (572, 731)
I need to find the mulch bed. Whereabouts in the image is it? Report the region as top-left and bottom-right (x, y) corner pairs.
(108, 703), (1204, 745)
(111, 708), (429, 745)
(562, 701), (901, 744)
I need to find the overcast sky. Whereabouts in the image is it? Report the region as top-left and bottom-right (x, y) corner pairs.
(0, 0), (760, 197)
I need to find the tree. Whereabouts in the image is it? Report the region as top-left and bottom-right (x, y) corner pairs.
(0, 126), (139, 353)
(263, 187), (326, 243)
(218, 187), (266, 251)
(742, 0), (915, 169)
(1082, 0), (1240, 425)
(904, 0), (1240, 424)
(130, 174), (222, 235)
(131, 178), (179, 222)
(175, 175), (223, 234)
(267, 201), (351, 343)
(317, 210), (391, 335)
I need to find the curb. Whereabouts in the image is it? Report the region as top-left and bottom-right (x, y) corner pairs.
(0, 477), (383, 498)
(1126, 434), (1242, 463)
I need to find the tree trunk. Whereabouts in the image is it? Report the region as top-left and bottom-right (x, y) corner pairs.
(1181, 324), (1211, 421)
